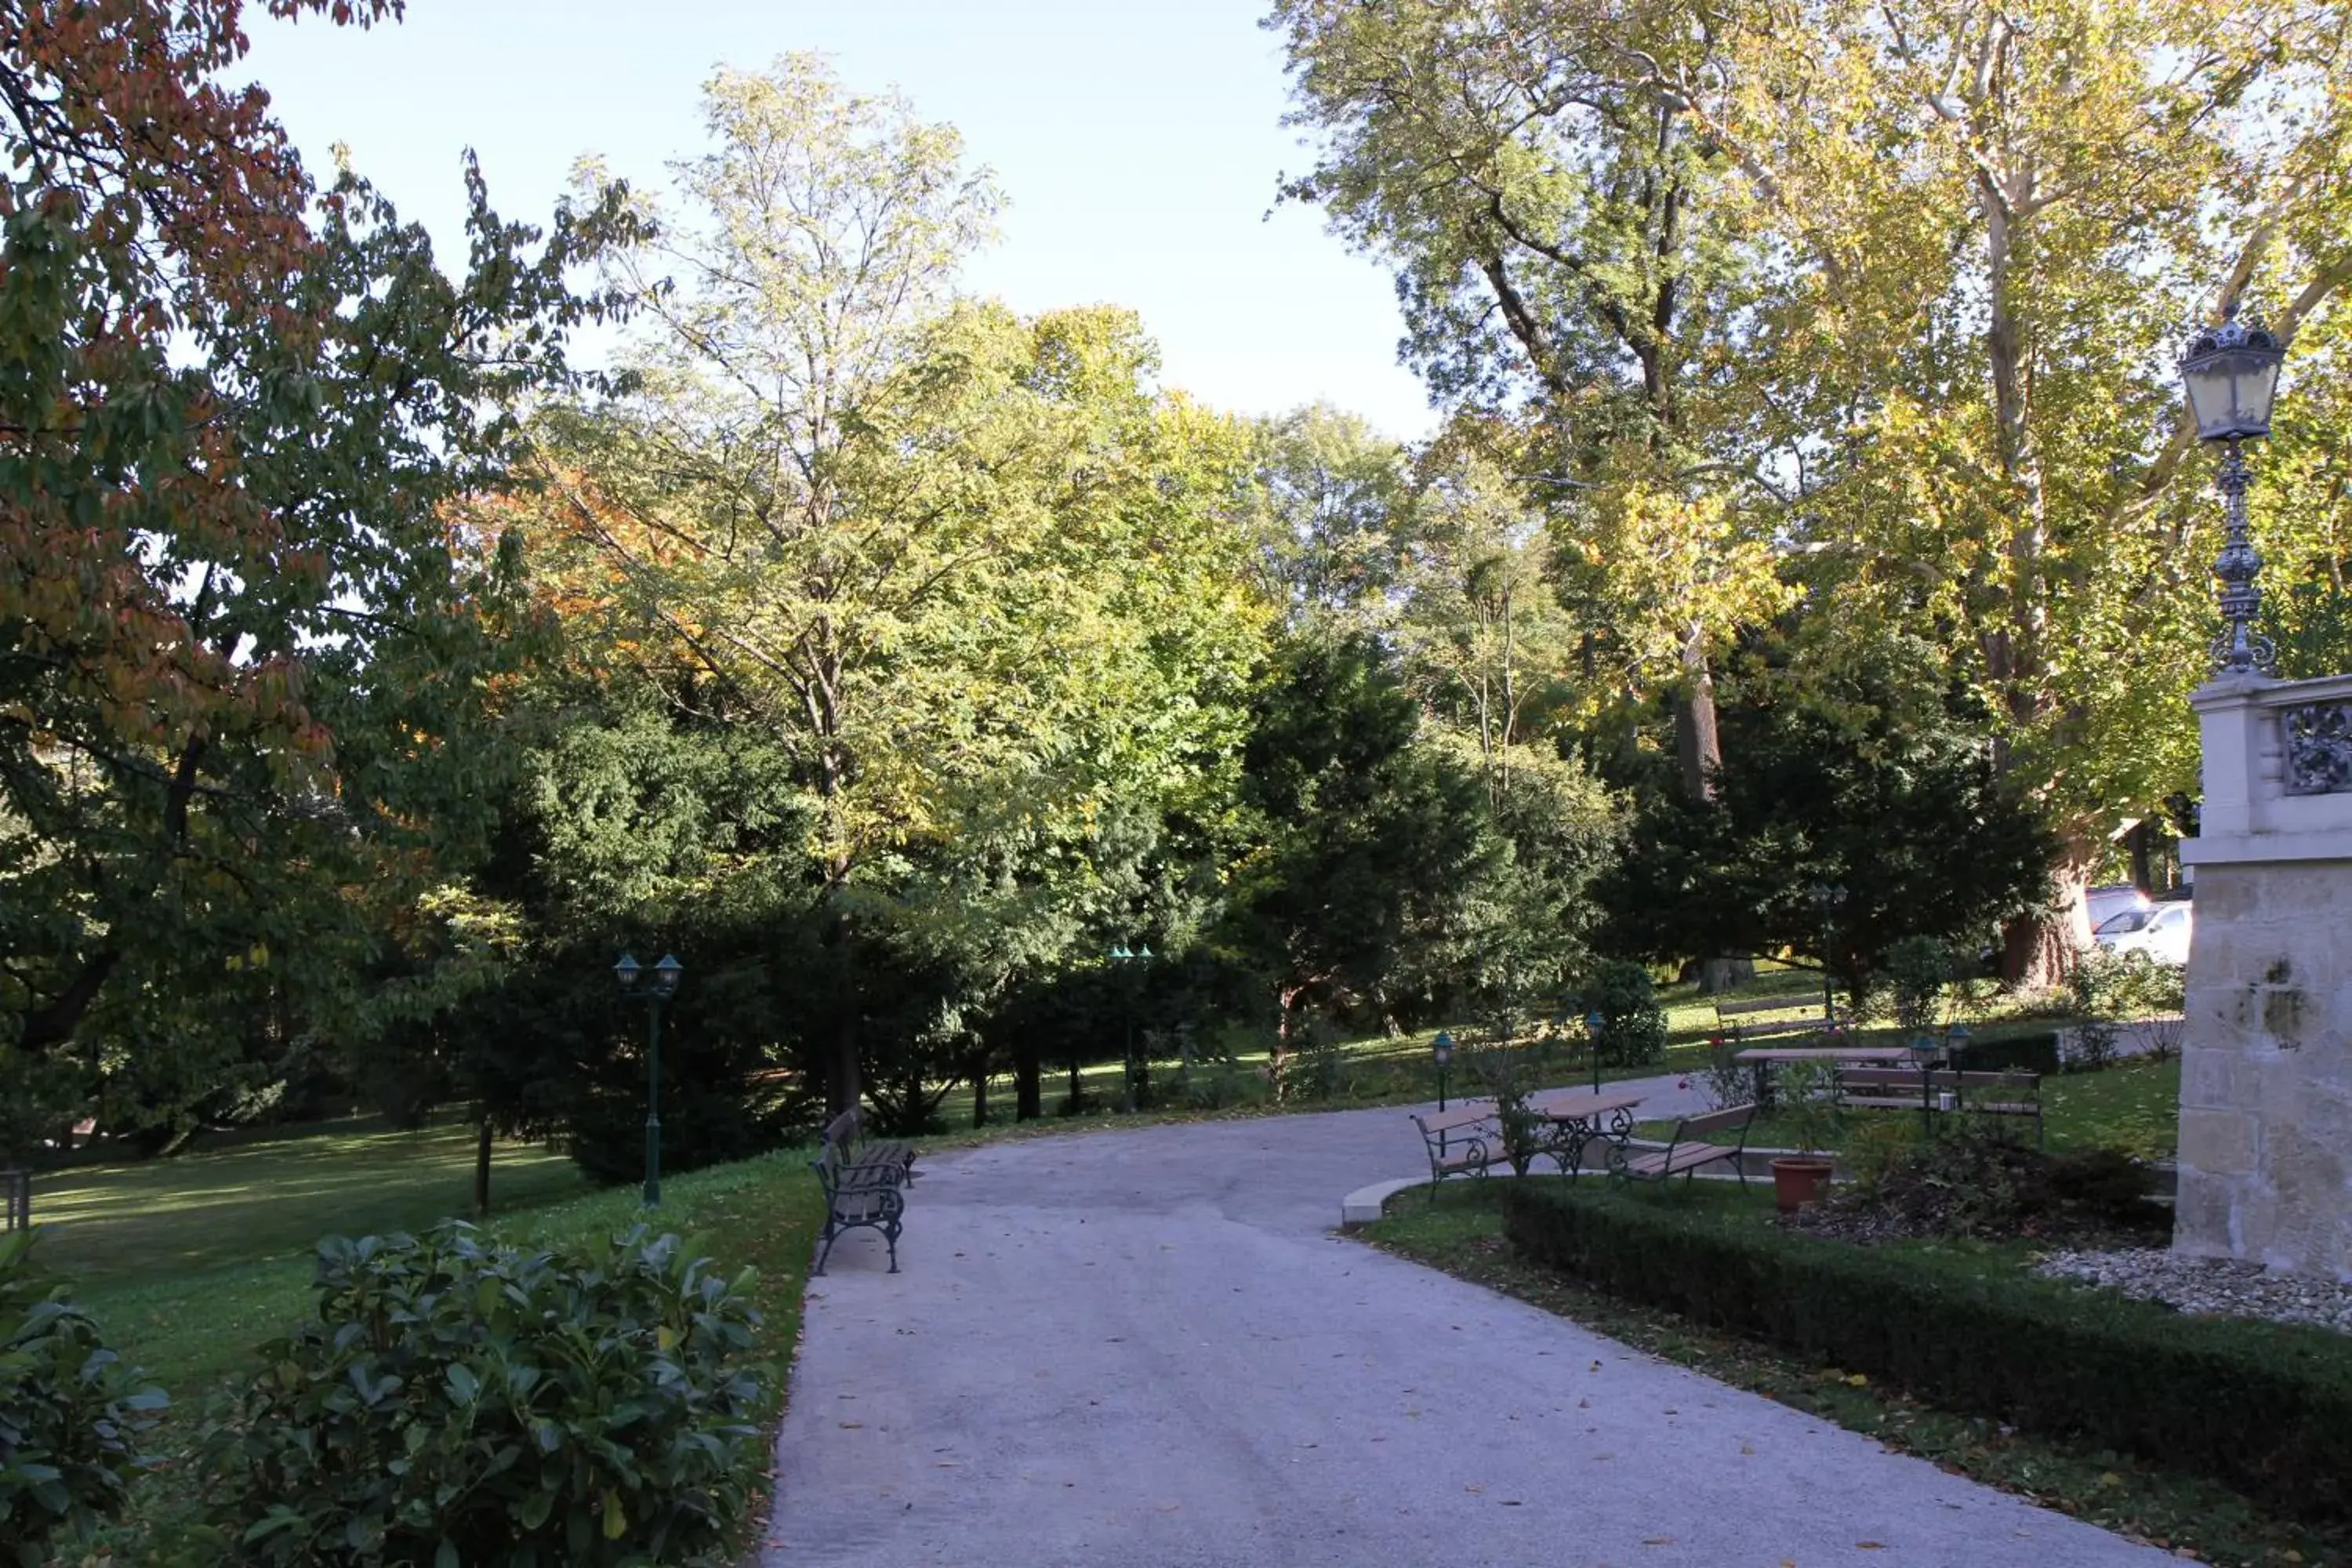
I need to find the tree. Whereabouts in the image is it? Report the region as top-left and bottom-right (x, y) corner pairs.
(1688, 0), (2352, 980)
(1598, 644), (2056, 1003)
(1221, 631), (1494, 1089)
(0, 1), (633, 1110)
(518, 57), (1268, 1115)
(1270, 0), (1794, 809)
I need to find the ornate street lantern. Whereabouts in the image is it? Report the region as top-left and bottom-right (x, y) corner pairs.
(2182, 303), (2287, 675)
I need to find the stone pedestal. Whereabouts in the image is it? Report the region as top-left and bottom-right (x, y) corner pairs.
(2175, 672), (2352, 1280)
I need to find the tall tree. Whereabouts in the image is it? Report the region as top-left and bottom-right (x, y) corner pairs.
(0, 2), (630, 1085)
(525, 59), (1268, 1111)
(1270, 0), (1789, 808)
(1697, 0), (2352, 980)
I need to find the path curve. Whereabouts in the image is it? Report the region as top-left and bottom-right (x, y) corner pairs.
(764, 1105), (2172, 1567)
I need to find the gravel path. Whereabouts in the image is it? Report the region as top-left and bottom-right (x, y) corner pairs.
(764, 1100), (2175, 1567)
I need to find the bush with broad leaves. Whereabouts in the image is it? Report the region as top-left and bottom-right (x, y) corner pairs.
(0, 1228), (167, 1567)
(198, 1222), (768, 1566)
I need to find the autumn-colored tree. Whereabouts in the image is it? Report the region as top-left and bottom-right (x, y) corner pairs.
(0, 2), (635, 1102)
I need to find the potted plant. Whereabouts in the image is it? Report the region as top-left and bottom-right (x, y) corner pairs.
(1768, 1062), (1840, 1214)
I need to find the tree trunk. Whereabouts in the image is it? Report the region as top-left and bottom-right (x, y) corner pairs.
(1271, 985), (1303, 1105)
(1671, 623), (1720, 804)
(1697, 956), (1754, 995)
(1014, 1044), (1041, 1121)
(472, 1117), (493, 1218)
(829, 1015), (861, 1120)
(971, 1070), (989, 1128)
(2000, 847), (2093, 991)
(2129, 821), (2153, 895)
(824, 909), (861, 1118)
(1675, 632), (1753, 993)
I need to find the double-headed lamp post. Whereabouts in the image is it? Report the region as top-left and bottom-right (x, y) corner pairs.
(613, 952), (683, 1207)
(2180, 302), (2288, 675)
(1108, 943), (1152, 1113)
(1805, 883), (1846, 1021)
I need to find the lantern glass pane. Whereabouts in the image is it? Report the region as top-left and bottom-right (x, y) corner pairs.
(2183, 363), (2236, 438)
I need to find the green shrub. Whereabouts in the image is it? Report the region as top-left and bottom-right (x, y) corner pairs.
(198, 1222), (768, 1566)
(1844, 1123), (2166, 1240)
(1880, 935), (1955, 1036)
(1579, 961), (1667, 1068)
(0, 1230), (167, 1566)
(1501, 1182), (2352, 1522)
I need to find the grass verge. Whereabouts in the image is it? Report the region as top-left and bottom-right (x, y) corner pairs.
(1356, 1180), (2346, 1567)
(1633, 1055), (2183, 1158)
(53, 1148), (829, 1562)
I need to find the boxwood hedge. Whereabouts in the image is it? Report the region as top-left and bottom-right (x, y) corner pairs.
(1501, 1182), (2352, 1521)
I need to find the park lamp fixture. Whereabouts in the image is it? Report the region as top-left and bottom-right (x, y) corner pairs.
(1432, 1029), (1454, 1111)
(2181, 303), (2287, 676)
(2180, 303), (2284, 443)
(612, 952), (684, 1000)
(613, 952), (684, 1207)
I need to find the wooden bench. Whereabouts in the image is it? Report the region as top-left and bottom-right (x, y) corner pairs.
(1835, 1066), (2042, 1145)
(1611, 1104), (1759, 1189)
(1954, 1069), (2043, 1146)
(1408, 1102), (1508, 1200)
(1715, 993), (1839, 1046)
(810, 1108), (918, 1276)
(1836, 1065), (1938, 1116)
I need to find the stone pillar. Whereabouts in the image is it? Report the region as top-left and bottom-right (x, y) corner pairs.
(2175, 671), (2352, 1280)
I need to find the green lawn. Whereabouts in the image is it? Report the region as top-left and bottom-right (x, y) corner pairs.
(1634, 1054), (2181, 1157)
(31, 1114), (593, 1292)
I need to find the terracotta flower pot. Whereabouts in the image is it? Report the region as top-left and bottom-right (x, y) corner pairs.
(1769, 1156), (1835, 1214)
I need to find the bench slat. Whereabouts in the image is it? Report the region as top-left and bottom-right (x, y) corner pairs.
(1715, 996), (1835, 1018)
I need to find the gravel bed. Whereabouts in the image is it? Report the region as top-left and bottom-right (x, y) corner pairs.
(2036, 1247), (2352, 1334)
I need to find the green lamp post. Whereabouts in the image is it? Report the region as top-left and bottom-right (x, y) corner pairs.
(614, 952), (683, 1207)
(1432, 1030), (1454, 1111)
(1109, 943), (1152, 1113)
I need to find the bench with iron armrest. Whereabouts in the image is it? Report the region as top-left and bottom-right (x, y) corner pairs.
(1835, 1065), (1939, 1116)
(1835, 1066), (2042, 1145)
(1611, 1104), (1759, 1189)
(820, 1106), (918, 1187)
(1714, 993), (1839, 1045)
(1408, 1102), (1511, 1200)
(809, 1107), (919, 1276)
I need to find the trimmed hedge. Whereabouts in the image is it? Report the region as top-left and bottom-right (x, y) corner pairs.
(1501, 1182), (2352, 1521)
(1952, 1029), (2062, 1076)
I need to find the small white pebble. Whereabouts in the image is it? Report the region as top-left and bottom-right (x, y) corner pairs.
(2034, 1247), (2352, 1334)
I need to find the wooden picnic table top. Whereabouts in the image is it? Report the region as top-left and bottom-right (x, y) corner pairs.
(1730, 1044), (1921, 1065)
(1526, 1089), (1644, 1122)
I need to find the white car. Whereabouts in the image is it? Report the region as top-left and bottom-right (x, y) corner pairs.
(2085, 884), (2151, 931)
(2094, 901), (2192, 966)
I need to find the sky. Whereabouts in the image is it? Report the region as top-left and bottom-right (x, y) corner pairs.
(239, 0), (1437, 439)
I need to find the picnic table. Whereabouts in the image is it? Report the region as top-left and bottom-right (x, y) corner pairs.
(1731, 1044), (1922, 1108)
(1526, 1089), (1644, 1177)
